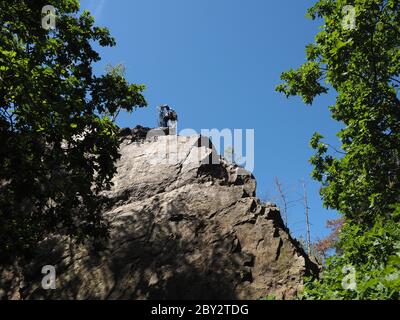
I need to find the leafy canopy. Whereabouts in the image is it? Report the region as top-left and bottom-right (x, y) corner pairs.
(277, 0), (399, 299)
(277, 0), (399, 222)
(0, 0), (147, 261)
(304, 206), (400, 300)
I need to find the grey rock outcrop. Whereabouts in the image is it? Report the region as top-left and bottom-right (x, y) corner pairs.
(1, 127), (318, 300)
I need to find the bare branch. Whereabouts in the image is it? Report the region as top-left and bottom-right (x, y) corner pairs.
(301, 180), (312, 256)
(274, 177), (289, 228)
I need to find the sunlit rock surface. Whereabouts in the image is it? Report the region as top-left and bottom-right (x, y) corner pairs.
(1, 127), (318, 300)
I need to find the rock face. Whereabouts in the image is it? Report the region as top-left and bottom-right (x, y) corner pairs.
(1, 127), (318, 300)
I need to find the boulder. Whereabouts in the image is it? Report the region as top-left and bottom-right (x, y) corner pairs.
(1, 131), (318, 300)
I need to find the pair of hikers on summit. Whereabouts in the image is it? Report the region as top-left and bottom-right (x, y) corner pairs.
(158, 104), (178, 128)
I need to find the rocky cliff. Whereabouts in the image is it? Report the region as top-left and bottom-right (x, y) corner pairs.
(1, 127), (318, 300)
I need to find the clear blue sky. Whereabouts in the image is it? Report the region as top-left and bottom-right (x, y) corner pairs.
(81, 0), (342, 242)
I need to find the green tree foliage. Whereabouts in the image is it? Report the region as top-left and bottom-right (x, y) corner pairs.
(304, 206), (400, 299)
(277, 0), (399, 299)
(0, 0), (147, 262)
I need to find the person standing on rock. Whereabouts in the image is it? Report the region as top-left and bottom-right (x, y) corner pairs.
(158, 105), (178, 135)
